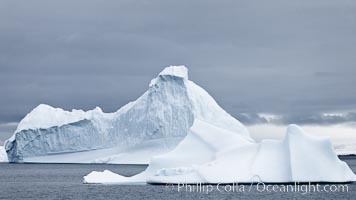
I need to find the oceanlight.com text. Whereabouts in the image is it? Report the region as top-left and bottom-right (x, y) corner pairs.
(165, 182), (349, 194)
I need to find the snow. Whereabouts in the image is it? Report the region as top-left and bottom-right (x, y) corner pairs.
(84, 170), (148, 185)
(155, 166), (197, 176)
(14, 104), (111, 134)
(159, 65), (188, 80)
(0, 146), (8, 162)
(149, 65), (188, 87)
(185, 80), (250, 140)
(84, 121), (356, 184)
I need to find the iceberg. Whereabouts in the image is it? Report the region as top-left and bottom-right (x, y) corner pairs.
(0, 145), (8, 162)
(84, 120), (356, 184)
(4, 65), (354, 183)
(81, 66), (356, 184)
(5, 65), (249, 163)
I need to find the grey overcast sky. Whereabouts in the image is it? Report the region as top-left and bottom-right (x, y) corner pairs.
(1, 0), (356, 127)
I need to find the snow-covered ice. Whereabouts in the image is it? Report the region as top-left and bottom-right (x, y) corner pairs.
(13, 105), (112, 134)
(84, 120), (356, 184)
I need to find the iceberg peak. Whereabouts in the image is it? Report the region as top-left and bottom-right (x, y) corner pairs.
(286, 124), (303, 135)
(159, 65), (188, 79)
(150, 65), (188, 87)
(35, 103), (54, 110)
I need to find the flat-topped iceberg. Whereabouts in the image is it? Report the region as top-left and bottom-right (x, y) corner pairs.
(84, 120), (356, 184)
(5, 65), (249, 163)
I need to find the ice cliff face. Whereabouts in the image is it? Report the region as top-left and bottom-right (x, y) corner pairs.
(5, 65), (250, 163)
(108, 70), (194, 150)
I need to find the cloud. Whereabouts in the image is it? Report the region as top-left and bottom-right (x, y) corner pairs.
(0, 122), (18, 142)
(234, 112), (356, 126)
(0, 0), (356, 125)
(279, 112), (356, 125)
(234, 113), (270, 125)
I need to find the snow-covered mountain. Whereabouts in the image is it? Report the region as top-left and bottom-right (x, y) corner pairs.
(5, 66), (249, 163)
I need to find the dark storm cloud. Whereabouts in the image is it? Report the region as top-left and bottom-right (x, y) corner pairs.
(1, 0), (356, 131)
(0, 122), (17, 143)
(234, 113), (269, 125)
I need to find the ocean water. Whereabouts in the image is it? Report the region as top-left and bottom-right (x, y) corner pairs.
(0, 156), (355, 200)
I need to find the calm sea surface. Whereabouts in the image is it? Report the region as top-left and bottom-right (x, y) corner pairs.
(0, 156), (355, 200)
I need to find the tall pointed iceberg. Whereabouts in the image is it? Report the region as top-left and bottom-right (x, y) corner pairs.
(5, 66), (249, 163)
(81, 66), (356, 184)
